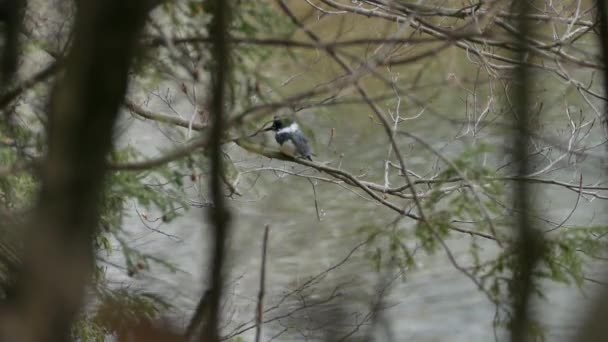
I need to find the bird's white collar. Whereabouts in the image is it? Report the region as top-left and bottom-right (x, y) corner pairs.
(277, 122), (299, 134)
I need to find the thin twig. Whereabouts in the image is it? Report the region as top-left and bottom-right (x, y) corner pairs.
(307, 178), (323, 221)
(545, 174), (583, 233)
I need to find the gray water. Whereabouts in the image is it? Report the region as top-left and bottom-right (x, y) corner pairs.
(104, 86), (608, 342)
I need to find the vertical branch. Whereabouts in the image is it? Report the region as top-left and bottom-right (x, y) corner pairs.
(597, 0), (608, 136)
(205, 0), (232, 341)
(573, 3), (608, 341)
(510, 0), (543, 341)
(0, 0), (24, 85)
(255, 225), (269, 342)
(185, 290), (211, 341)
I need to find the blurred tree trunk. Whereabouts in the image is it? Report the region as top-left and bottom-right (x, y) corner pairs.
(0, 0), (25, 294)
(203, 0), (232, 341)
(574, 1), (608, 340)
(0, 1), (155, 341)
(510, 0), (543, 341)
(0, 0), (24, 84)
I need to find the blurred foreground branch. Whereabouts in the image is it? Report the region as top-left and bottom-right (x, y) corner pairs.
(204, 0), (232, 341)
(0, 1), (154, 341)
(255, 225), (269, 342)
(572, 1), (608, 341)
(510, 0), (544, 341)
(0, 0), (24, 85)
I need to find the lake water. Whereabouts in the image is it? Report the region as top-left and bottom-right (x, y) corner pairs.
(106, 83), (608, 341)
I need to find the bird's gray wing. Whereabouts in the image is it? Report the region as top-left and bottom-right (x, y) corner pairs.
(289, 131), (311, 158)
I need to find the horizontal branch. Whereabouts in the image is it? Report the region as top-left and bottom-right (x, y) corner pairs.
(318, 0), (603, 71)
(0, 61), (60, 109)
(363, 0), (594, 27)
(146, 34), (475, 49)
(108, 136), (209, 171)
(236, 139), (501, 241)
(124, 98), (207, 131)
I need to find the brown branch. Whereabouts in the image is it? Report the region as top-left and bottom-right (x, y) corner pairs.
(255, 225), (269, 342)
(598, 0), (608, 134)
(0, 0), (24, 85)
(571, 2), (608, 341)
(185, 290), (212, 341)
(510, 0), (543, 340)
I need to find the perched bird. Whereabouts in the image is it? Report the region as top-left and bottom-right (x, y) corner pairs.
(266, 116), (313, 161)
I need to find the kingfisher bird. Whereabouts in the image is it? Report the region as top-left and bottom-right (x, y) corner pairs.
(265, 116), (313, 161)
